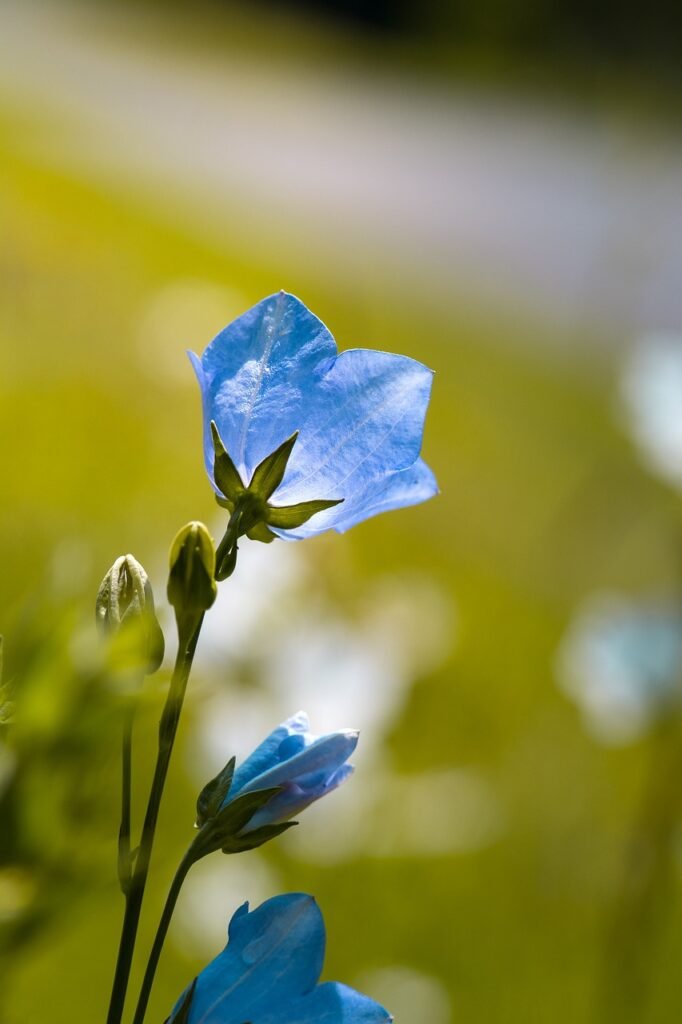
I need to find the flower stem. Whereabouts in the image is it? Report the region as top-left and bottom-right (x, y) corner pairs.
(215, 505), (247, 580)
(118, 703), (134, 894)
(106, 614), (204, 1024)
(131, 848), (195, 1024)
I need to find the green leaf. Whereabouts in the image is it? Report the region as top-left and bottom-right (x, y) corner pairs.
(222, 820), (298, 854)
(211, 421), (245, 501)
(249, 431), (298, 500)
(246, 521), (277, 544)
(266, 498), (343, 529)
(196, 756), (236, 828)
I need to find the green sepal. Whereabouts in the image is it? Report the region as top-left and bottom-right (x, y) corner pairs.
(249, 431), (299, 500)
(164, 977), (197, 1024)
(222, 820), (298, 854)
(246, 521), (277, 544)
(209, 427), (344, 563)
(189, 787), (282, 861)
(215, 539), (239, 581)
(211, 421), (245, 502)
(266, 498), (343, 529)
(167, 522), (217, 615)
(196, 756), (236, 829)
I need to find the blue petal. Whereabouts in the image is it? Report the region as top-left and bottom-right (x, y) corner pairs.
(271, 348), (433, 506)
(191, 293), (337, 482)
(272, 458), (438, 539)
(255, 982), (393, 1023)
(239, 731), (358, 794)
(230, 712), (309, 796)
(180, 894), (325, 1024)
(278, 733), (308, 759)
(244, 766), (355, 831)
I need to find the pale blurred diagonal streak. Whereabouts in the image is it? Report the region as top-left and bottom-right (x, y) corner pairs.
(2, 0), (682, 336)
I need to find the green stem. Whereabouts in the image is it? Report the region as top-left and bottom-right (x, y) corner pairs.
(215, 505), (249, 580)
(105, 614), (204, 1024)
(118, 704), (134, 894)
(131, 849), (195, 1024)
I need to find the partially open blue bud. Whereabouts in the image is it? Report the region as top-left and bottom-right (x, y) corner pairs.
(168, 893), (392, 1023)
(190, 713), (357, 858)
(190, 291), (437, 542)
(227, 711), (357, 832)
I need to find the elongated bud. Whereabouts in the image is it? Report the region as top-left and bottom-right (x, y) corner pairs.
(167, 522), (217, 617)
(96, 554), (165, 673)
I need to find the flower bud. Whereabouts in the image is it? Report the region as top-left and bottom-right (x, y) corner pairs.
(96, 554), (165, 673)
(188, 712), (357, 860)
(167, 522), (217, 617)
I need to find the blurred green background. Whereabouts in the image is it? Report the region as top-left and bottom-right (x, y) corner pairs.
(1, 1), (682, 1021)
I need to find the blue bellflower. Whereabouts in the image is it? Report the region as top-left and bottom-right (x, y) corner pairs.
(169, 893), (392, 1023)
(228, 711), (357, 833)
(190, 291), (437, 541)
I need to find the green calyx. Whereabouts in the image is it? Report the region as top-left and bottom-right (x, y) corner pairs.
(195, 755), (236, 829)
(211, 421), (343, 580)
(189, 784), (296, 860)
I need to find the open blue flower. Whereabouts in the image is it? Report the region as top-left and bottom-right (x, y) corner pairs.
(227, 711), (357, 833)
(190, 291), (437, 541)
(169, 893), (392, 1023)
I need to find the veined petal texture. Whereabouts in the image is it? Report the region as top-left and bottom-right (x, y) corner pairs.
(176, 895), (325, 1024)
(190, 294), (337, 482)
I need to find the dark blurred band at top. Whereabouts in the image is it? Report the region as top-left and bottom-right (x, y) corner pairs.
(144, 0), (682, 81)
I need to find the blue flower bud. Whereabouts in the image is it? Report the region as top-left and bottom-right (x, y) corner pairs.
(226, 711), (358, 833)
(168, 893), (392, 1023)
(188, 713), (358, 859)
